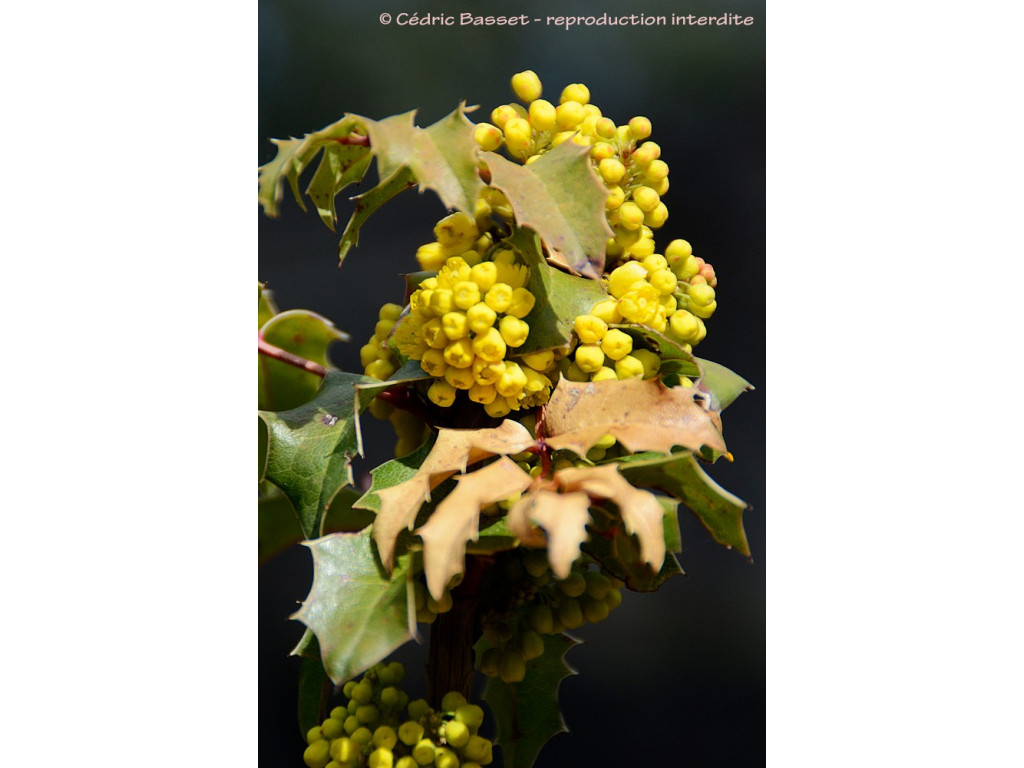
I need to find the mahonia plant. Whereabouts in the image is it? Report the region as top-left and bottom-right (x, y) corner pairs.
(259, 70), (754, 768)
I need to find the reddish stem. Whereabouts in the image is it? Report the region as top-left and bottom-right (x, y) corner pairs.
(535, 406), (552, 478)
(257, 336), (326, 377)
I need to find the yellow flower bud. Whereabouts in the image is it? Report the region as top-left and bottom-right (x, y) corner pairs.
(523, 367), (551, 394)
(627, 237), (656, 259)
(605, 185), (625, 211)
(617, 284), (660, 324)
(473, 357), (506, 385)
(520, 350), (554, 371)
(645, 202), (669, 229)
(441, 311), (469, 340)
(600, 329), (633, 361)
(644, 159), (670, 182)
(574, 344), (605, 373)
(591, 366), (618, 382)
(359, 343), (379, 368)
(590, 299), (622, 325)
(444, 366), (476, 390)
(608, 261), (648, 299)
(420, 318), (448, 349)
(598, 158), (625, 184)
(555, 101), (585, 130)
(419, 348), (447, 377)
(490, 104), (518, 129)
(496, 362), (528, 397)
(466, 302), (497, 334)
(498, 315), (530, 348)
(468, 382), (497, 404)
(628, 116), (652, 140)
(416, 242), (446, 271)
(453, 281), (482, 310)
(529, 99), (557, 131)
(668, 309), (703, 344)
(690, 300), (717, 320)
(434, 212), (478, 250)
(573, 314), (608, 344)
(378, 303), (404, 322)
(485, 283), (514, 313)
(507, 287), (536, 318)
(618, 202), (645, 231)
(649, 268), (678, 296)
(484, 397), (511, 418)
(443, 338), (475, 368)
(427, 380), (457, 408)
(473, 122), (503, 152)
(511, 70), (543, 102)
(470, 262), (498, 292)
(472, 327), (507, 363)
(615, 355), (645, 380)
(564, 361), (589, 381)
(429, 289), (455, 316)
(590, 140), (616, 161)
(560, 83), (590, 105)
(365, 359), (396, 381)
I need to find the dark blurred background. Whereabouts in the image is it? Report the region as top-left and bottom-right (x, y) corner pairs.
(259, 1), (764, 764)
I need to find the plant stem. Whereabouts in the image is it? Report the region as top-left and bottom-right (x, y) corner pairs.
(257, 336), (327, 377)
(426, 557), (487, 707)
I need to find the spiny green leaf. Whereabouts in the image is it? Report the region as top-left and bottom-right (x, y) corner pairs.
(659, 496), (683, 554)
(337, 167), (416, 265)
(613, 324), (702, 379)
(483, 633), (580, 768)
(360, 105), (483, 215)
(483, 140), (612, 279)
(258, 482), (303, 567)
(508, 228), (610, 355)
(306, 143), (375, 231)
(259, 372), (395, 539)
(695, 357), (754, 412)
(258, 115), (370, 218)
(619, 450), (752, 557)
(292, 529), (415, 685)
(258, 309), (349, 412)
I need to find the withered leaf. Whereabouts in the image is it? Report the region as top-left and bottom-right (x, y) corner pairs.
(554, 465), (666, 574)
(365, 420), (536, 570)
(507, 488), (593, 580)
(543, 378), (727, 457)
(417, 457), (534, 600)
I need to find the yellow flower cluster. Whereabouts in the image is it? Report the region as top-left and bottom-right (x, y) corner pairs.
(472, 70), (671, 259)
(396, 252), (557, 417)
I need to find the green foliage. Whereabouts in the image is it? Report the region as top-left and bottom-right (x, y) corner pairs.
(258, 306), (349, 412)
(483, 140), (612, 279)
(620, 451), (753, 557)
(695, 357), (755, 412)
(509, 228), (610, 354)
(293, 528), (415, 685)
(483, 633), (579, 768)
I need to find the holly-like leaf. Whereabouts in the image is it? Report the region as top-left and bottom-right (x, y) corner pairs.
(620, 451), (752, 557)
(614, 324), (702, 379)
(543, 377), (727, 458)
(306, 142), (375, 230)
(292, 528), (415, 685)
(258, 309), (350, 412)
(483, 141), (612, 279)
(553, 465), (666, 575)
(337, 167), (417, 265)
(484, 633), (579, 768)
(362, 420), (536, 571)
(417, 457), (533, 600)
(660, 496), (683, 554)
(259, 372), (399, 539)
(695, 357), (754, 412)
(360, 105), (483, 215)
(507, 489), (592, 580)
(507, 228), (610, 355)
(337, 106), (484, 265)
(258, 115), (370, 218)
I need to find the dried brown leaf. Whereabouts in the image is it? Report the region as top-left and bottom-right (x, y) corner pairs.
(417, 458), (534, 599)
(369, 420), (535, 570)
(543, 378), (727, 457)
(554, 465), (667, 574)
(507, 489), (593, 580)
